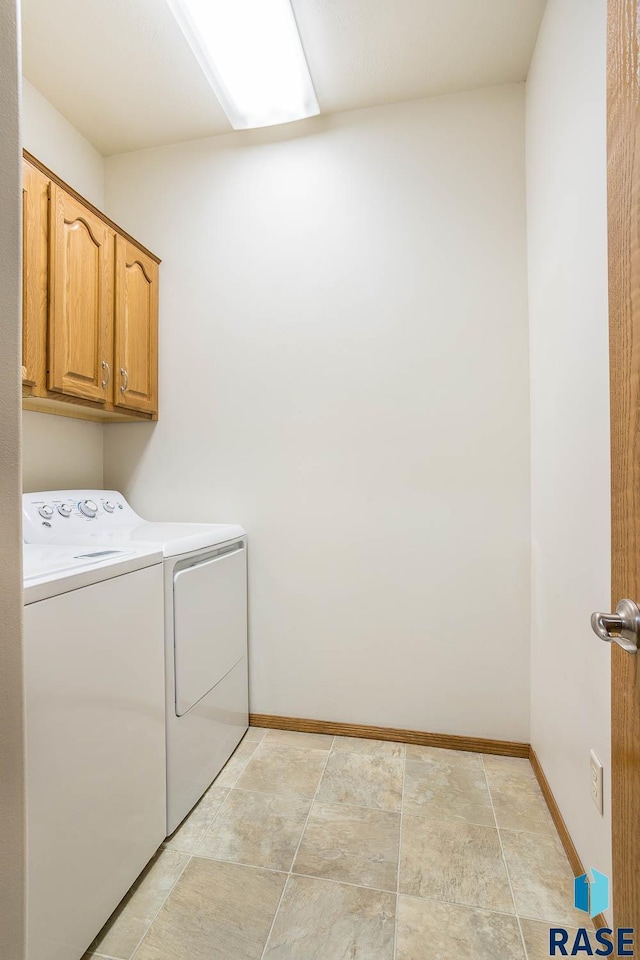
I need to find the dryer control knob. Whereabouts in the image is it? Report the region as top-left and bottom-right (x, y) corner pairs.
(79, 499), (98, 518)
(57, 504), (72, 517)
(103, 501), (116, 513)
(38, 505), (54, 519)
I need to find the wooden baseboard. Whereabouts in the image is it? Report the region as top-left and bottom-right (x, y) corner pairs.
(248, 713), (530, 757)
(529, 748), (608, 931)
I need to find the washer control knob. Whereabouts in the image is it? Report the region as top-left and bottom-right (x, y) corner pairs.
(79, 499), (98, 518)
(38, 504), (54, 519)
(103, 501), (116, 513)
(57, 503), (72, 517)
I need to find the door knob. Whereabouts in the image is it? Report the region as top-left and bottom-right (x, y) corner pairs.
(590, 599), (640, 654)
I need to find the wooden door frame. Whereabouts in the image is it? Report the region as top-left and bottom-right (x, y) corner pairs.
(607, 0), (640, 931)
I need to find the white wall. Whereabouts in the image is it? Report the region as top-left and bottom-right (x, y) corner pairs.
(526, 0), (612, 892)
(21, 77), (105, 492)
(0, 1), (26, 955)
(22, 78), (104, 206)
(105, 85), (531, 739)
(22, 414), (104, 493)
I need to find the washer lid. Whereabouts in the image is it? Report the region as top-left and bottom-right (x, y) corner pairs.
(41, 522), (246, 557)
(23, 543), (162, 604)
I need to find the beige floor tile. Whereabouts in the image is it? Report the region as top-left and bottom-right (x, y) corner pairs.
(195, 789), (311, 870)
(396, 896), (525, 960)
(316, 752), (403, 811)
(236, 744), (328, 798)
(133, 858), (286, 960)
(403, 754), (494, 825)
(263, 728), (334, 750)
(399, 815), (514, 913)
(88, 848), (189, 960)
(243, 726), (268, 742)
(520, 919), (599, 960)
(213, 740), (260, 788)
(87, 737), (592, 960)
(164, 785), (229, 854)
(406, 745), (481, 765)
(199, 783), (231, 815)
(486, 769), (556, 835)
(333, 736), (405, 758)
(483, 754), (535, 778)
(293, 800), (400, 891)
(501, 830), (588, 926)
(262, 874), (395, 960)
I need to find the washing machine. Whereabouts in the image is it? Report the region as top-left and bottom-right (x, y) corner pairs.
(23, 491), (249, 834)
(23, 541), (165, 960)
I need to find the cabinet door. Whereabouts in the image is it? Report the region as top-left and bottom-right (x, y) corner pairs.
(114, 236), (158, 415)
(22, 160), (49, 390)
(48, 183), (114, 402)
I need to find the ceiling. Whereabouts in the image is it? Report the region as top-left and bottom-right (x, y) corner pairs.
(21, 0), (546, 156)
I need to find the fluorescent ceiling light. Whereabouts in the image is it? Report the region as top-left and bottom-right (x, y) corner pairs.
(167, 0), (320, 130)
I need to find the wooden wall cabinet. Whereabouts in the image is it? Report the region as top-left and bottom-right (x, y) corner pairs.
(48, 184), (115, 404)
(114, 237), (159, 415)
(22, 160), (49, 390)
(21, 153), (160, 422)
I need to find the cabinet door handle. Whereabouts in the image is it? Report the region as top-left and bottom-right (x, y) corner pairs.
(101, 360), (110, 389)
(120, 368), (129, 394)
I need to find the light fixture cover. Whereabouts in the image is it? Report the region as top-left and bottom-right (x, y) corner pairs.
(167, 0), (320, 130)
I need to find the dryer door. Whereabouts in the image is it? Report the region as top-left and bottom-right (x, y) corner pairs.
(173, 541), (247, 717)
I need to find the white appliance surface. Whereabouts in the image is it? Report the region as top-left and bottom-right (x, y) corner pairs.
(22, 489), (245, 556)
(23, 491), (249, 836)
(23, 544), (166, 960)
(23, 541), (162, 603)
(174, 543), (247, 716)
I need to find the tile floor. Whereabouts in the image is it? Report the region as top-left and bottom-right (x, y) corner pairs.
(84, 729), (589, 960)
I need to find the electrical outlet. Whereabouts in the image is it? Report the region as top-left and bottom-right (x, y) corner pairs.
(590, 750), (604, 815)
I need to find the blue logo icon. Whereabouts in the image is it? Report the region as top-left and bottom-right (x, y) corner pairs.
(549, 871), (632, 956)
(574, 868), (609, 918)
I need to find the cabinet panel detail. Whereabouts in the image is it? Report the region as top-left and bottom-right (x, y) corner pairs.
(48, 184), (114, 403)
(114, 237), (158, 416)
